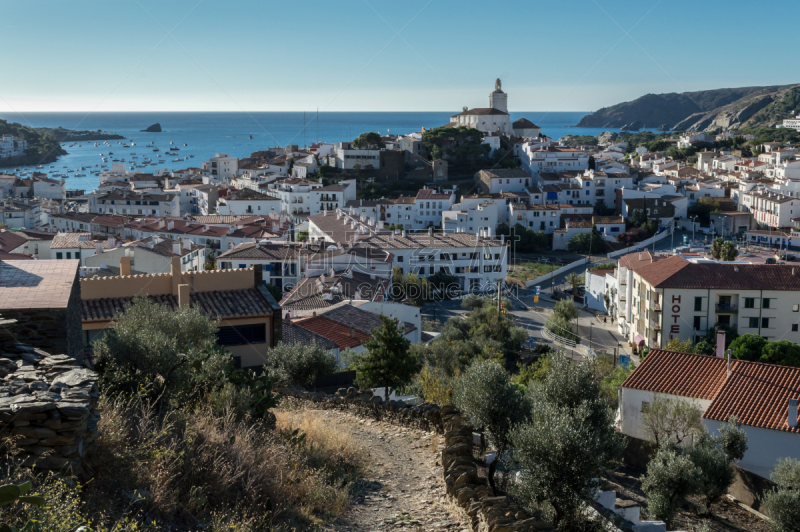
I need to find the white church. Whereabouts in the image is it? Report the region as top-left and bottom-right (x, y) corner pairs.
(448, 79), (541, 138)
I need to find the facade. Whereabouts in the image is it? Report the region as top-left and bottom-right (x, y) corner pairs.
(630, 254), (800, 348)
(782, 115), (800, 130)
(202, 153), (239, 180)
(0, 135), (27, 159)
(519, 144), (589, 177)
(32, 177), (66, 201)
(741, 189), (799, 229)
(218, 187), (281, 216)
(476, 168), (532, 194)
(83, 236), (207, 275)
(449, 79), (512, 135)
(92, 190), (179, 217)
(414, 188), (455, 228)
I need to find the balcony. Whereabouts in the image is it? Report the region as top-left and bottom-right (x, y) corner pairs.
(653, 324), (661, 331)
(620, 279), (627, 285)
(715, 303), (738, 313)
(651, 304), (661, 312)
(619, 295), (626, 301)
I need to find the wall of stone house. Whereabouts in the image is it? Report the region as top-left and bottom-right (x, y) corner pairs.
(2, 269), (84, 365)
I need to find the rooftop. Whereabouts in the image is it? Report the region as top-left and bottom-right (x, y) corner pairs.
(0, 260), (79, 310)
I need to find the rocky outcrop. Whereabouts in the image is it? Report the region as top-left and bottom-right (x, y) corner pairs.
(141, 123), (162, 133)
(576, 83), (799, 131)
(0, 317), (99, 477)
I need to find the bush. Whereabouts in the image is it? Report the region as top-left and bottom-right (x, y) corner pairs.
(453, 360), (529, 492)
(265, 342), (338, 387)
(642, 445), (701, 527)
(553, 299), (578, 322)
(762, 458), (800, 532)
(353, 315), (418, 401)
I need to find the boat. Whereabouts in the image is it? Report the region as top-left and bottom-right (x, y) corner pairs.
(153, 148), (160, 152)
(172, 158), (181, 162)
(249, 134), (253, 139)
(183, 143), (187, 146)
(170, 141), (173, 144)
(189, 154), (194, 158)
(49, 165), (54, 168)
(36, 165), (43, 169)
(122, 144), (130, 148)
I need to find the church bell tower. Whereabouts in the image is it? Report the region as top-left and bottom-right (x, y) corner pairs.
(489, 78), (507, 113)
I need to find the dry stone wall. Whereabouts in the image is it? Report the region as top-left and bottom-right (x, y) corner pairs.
(0, 317), (99, 477)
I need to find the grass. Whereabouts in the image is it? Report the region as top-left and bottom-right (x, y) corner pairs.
(506, 261), (560, 287)
(0, 396), (369, 532)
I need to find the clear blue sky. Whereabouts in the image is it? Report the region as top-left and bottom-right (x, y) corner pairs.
(2, 0), (797, 113)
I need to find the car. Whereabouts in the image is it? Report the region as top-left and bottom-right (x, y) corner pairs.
(766, 257), (777, 264)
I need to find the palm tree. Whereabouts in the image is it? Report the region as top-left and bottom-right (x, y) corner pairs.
(566, 272), (583, 298)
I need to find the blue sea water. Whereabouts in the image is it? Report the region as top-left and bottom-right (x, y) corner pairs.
(1, 111), (647, 192)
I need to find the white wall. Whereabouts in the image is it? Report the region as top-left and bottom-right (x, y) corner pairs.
(704, 419), (800, 479)
(620, 388), (711, 442)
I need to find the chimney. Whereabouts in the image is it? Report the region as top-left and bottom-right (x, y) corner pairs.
(178, 283), (190, 308)
(402, 229), (406, 238)
(184, 239), (192, 250)
(109, 236), (116, 248)
(349, 326), (355, 338)
(789, 399), (799, 428)
(95, 242), (104, 254)
(428, 226), (433, 236)
(173, 242), (181, 255)
(171, 256), (181, 294)
(119, 256), (131, 276)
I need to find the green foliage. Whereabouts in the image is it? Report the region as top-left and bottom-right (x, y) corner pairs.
(710, 237), (738, 261)
(729, 335), (800, 367)
(642, 444), (702, 526)
(453, 360), (530, 491)
(0, 120), (68, 168)
(560, 135), (599, 148)
(589, 262), (616, 271)
(296, 229), (309, 242)
(318, 163), (333, 177)
(426, 270), (461, 299)
(663, 337), (694, 353)
(93, 297), (279, 420)
(354, 315), (418, 400)
(729, 334), (769, 361)
(511, 354), (553, 389)
(352, 131), (385, 150)
(508, 353), (624, 526)
(566, 229), (605, 253)
(598, 358), (635, 408)
(694, 339), (715, 356)
(263, 283), (282, 302)
(762, 458), (800, 532)
(496, 223), (549, 253)
(264, 342), (338, 387)
(566, 272), (583, 294)
(392, 267), (430, 306)
(421, 126), (489, 169)
(553, 299), (578, 322)
(546, 315), (578, 343)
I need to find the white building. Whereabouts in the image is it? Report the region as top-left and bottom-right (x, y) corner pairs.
(92, 190), (179, 217)
(414, 188), (455, 228)
(32, 177), (66, 201)
(218, 188), (281, 216)
(0, 135), (27, 159)
(620, 348), (800, 479)
(202, 153), (239, 180)
(443, 200), (501, 235)
(449, 79), (512, 135)
(50, 232), (113, 266)
(741, 189), (799, 229)
(782, 115), (800, 130)
(476, 168), (533, 194)
(508, 203), (561, 233)
(84, 236), (206, 274)
(519, 144), (589, 177)
(629, 254), (800, 348)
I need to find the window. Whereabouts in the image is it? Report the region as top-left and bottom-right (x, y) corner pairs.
(763, 298), (771, 309)
(693, 316), (702, 330)
(793, 324), (799, 332)
(694, 297), (702, 311)
(762, 317), (770, 328)
(744, 298), (755, 309)
(216, 324), (266, 346)
(66, 252), (72, 259)
(749, 317), (759, 328)
(484, 266), (492, 272)
(397, 256), (403, 262)
(56, 252), (63, 259)
(484, 253), (491, 260)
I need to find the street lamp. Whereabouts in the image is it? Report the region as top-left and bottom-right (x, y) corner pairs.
(691, 215), (698, 244)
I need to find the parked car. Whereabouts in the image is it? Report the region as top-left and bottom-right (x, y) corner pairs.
(766, 257), (777, 264)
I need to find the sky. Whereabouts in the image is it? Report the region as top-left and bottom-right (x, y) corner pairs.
(1, 0), (798, 113)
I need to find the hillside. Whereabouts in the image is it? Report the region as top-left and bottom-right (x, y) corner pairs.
(576, 84), (800, 132)
(0, 119), (67, 167)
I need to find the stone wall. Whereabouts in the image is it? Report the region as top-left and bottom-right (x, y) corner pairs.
(0, 318), (98, 477)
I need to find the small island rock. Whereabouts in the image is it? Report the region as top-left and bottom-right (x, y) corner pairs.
(141, 123), (162, 133)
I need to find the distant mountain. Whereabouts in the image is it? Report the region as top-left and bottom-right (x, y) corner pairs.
(576, 84), (800, 132)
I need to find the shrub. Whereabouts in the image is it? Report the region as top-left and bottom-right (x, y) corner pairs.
(762, 458), (800, 532)
(265, 342), (338, 388)
(642, 445), (701, 527)
(641, 395), (703, 447)
(453, 360), (529, 492)
(353, 315), (418, 401)
(509, 353), (623, 527)
(553, 299), (578, 322)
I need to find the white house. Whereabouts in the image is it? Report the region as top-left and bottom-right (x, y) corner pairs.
(0, 135), (27, 159)
(741, 189), (799, 229)
(620, 348), (800, 479)
(449, 79), (512, 135)
(218, 188), (281, 216)
(202, 153), (239, 180)
(414, 188), (455, 228)
(32, 177), (66, 201)
(84, 236), (207, 274)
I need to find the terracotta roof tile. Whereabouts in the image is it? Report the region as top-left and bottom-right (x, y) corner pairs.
(621, 349), (730, 400)
(291, 315), (371, 348)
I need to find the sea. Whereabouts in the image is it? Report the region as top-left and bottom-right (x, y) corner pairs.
(0, 111), (651, 192)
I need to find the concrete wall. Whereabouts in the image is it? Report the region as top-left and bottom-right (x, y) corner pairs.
(704, 419), (800, 480)
(619, 388), (711, 442)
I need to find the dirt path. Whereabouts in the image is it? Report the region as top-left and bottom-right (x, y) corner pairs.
(304, 408), (472, 532)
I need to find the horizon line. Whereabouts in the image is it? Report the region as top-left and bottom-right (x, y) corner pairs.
(1, 109), (591, 114)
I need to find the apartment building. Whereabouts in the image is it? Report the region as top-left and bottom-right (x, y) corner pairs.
(202, 153), (239, 180)
(519, 144), (589, 177)
(414, 188), (455, 228)
(629, 254), (800, 349)
(218, 187), (281, 216)
(741, 189), (800, 229)
(0, 135), (27, 159)
(92, 190), (179, 217)
(443, 200), (501, 235)
(476, 168), (532, 194)
(83, 236), (207, 275)
(0, 198), (42, 228)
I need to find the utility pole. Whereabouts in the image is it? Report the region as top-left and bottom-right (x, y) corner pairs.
(497, 279), (502, 313)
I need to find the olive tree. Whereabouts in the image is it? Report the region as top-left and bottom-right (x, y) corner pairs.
(641, 395), (703, 447)
(265, 342), (338, 387)
(507, 353), (623, 527)
(762, 458), (800, 532)
(452, 360), (529, 493)
(642, 445), (702, 527)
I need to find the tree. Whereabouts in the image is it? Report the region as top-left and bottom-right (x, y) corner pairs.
(762, 458), (800, 532)
(453, 361), (529, 493)
(710, 237), (738, 261)
(263, 283), (282, 302)
(627, 208), (648, 229)
(354, 315), (418, 401)
(352, 131), (385, 150)
(641, 445), (702, 527)
(588, 155), (596, 170)
(565, 272), (583, 297)
(663, 337), (694, 353)
(694, 338), (715, 356)
(546, 315), (578, 343)
(264, 342), (337, 387)
(421, 126), (488, 169)
(690, 431), (737, 514)
(729, 333), (768, 362)
(641, 395), (703, 447)
(508, 353), (624, 526)
(296, 229), (309, 242)
(553, 299), (578, 322)
(760, 340), (800, 367)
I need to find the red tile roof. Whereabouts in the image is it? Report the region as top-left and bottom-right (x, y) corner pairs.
(704, 360), (800, 434)
(637, 255), (800, 290)
(622, 349), (731, 400)
(617, 250), (666, 271)
(291, 315), (371, 349)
